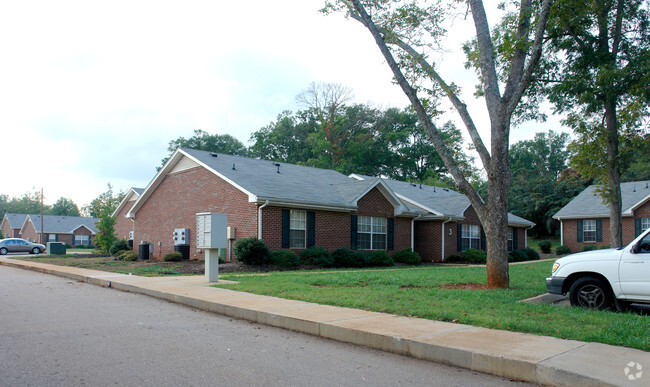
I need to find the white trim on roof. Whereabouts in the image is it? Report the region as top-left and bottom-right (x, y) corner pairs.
(254, 199), (357, 212)
(70, 224), (96, 235)
(349, 179), (410, 216)
(111, 188), (143, 218)
(396, 194), (444, 217)
(625, 192), (650, 215)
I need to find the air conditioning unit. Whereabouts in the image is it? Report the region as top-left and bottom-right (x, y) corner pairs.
(173, 228), (190, 246)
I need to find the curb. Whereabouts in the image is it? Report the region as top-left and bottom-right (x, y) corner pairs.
(2, 258), (647, 387)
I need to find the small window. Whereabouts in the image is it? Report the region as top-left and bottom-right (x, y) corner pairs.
(357, 215), (387, 250)
(461, 224), (480, 251)
(642, 218), (650, 231)
(583, 220), (597, 243)
(48, 234), (57, 242)
(74, 235), (90, 245)
(507, 228), (513, 252)
(289, 210), (306, 249)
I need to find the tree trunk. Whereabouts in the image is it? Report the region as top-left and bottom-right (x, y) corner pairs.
(605, 102), (623, 248)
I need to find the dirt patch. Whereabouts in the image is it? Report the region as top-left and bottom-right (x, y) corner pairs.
(439, 283), (489, 290)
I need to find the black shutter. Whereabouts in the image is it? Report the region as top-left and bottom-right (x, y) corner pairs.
(457, 223), (462, 251)
(281, 209), (290, 248)
(307, 211), (316, 248)
(350, 214), (358, 249)
(596, 219), (602, 242)
(480, 227), (486, 251)
(635, 218), (642, 237)
(513, 228), (518, 250)
(577, 220), (583, 242)
(387, 218), (394, 251)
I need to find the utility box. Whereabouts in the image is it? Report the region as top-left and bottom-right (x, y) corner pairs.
(173, 228), (190, 246)
(196, 213), (227, 249)
(227, 226), (235, 240)
(47, 242), (66, 255)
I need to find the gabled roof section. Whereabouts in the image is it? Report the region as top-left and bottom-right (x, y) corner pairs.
(554, 180), (650, 219)
(2, 213), (29, 229)
(111, 187), (145, 218)
(21, 215), (100, 234)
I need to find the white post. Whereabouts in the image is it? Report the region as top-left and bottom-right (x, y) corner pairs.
(205, 248), (220, 282)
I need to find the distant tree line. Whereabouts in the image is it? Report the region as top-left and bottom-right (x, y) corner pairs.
(0, 192), (80, 221)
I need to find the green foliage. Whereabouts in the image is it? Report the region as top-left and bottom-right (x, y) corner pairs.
(234, 238), (271, 265)
(270, 250), (301, 268)
(555, 245), (572, 256)
(300, 247), (334, 267)
(463, 249), (487, 264)
(163, 251), (183, 262)
(83, 183), (124, 218)
(48, 197), (80, 216)
(538, 240), (552, 254)
(522, 248), (540, 261)
(88, 184), (123, 254)
(332, 248), (365, 268)
(445, 254), (463, 263)
(160, 130), (248, 169)
(508, 250), (528, 263)
(109, 239), (129, 256)
(365, 250), (394, 267)
(581, 245), (598, 252)
(392, 248), (422, 265)
(118, 250), (138, 261)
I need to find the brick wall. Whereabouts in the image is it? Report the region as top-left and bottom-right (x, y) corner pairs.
(1, 218), (13, 238)
(133, 165), (258, 260)
(114, 199), (136, 241)
(21, 218), (38, 242)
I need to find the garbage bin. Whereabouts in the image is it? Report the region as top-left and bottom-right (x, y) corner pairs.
(47, 242), (66, 255)
(138, 242), (150, 260)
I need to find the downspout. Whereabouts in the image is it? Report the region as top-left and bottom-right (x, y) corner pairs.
(258, 200), (269, 239)
(525, 224), (535, 248)
(441, 218), (453, 262)
(411, 215), (422, 250)
(559, 219), (564, 246)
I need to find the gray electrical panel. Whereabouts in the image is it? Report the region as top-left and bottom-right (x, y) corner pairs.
(173, 228), (190, 246)
(196, 213), (227, 249)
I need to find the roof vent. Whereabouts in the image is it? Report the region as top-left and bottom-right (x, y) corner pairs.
(419, 183), (422, 189)
(210, 153), (218, 158)
(274, 163), (281, 173)
(646, 182), (648, 189)
(433, 187), (436, 193)
(443, 188), (449, 192)
(232, 163), (236, 170)
(634, 186), (636, 192)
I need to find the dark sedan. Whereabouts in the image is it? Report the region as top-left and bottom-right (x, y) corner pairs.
(0, 238), (46, 255)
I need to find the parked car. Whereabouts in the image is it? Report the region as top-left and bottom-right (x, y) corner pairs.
(0, 238), (46, 255)
(546, 229), (650, 310)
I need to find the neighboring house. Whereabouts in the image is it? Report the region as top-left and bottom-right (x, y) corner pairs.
(553, 180), (650, 252)
(113, 187), (144, 243)
(20, 215), (100, 246)
(1, 213), (28, 238)
(117, 148), (534, 262)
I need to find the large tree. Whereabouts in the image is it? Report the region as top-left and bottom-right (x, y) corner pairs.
(542, 0), (650, 247)
(324, 0), (553, 288)
(48, 197), (80, 217)
(159, 130), (248, 169)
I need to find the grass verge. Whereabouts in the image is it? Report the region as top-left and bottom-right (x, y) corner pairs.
(216, 261), (649, 351)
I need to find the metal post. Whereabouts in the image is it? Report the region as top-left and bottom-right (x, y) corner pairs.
(40, 187), (44, 244)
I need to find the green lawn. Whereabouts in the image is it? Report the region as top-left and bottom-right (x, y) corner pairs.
(216, 261), (649, 351)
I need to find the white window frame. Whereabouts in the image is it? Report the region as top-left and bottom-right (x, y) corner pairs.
(641, 218), (650, 231)
(507, 228), (513, 252)
(583, 220), (597, 243)
(461, 224), (481, 251)
(47, 234), (57, 242)
(289, 210), (306, 249)
(75, 234), (90, 245)
(357, 215), (387, 250)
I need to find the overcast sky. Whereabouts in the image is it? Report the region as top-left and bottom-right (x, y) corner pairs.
(0, 0), (565, 209)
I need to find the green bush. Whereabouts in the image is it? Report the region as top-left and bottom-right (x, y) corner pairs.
(234, 237), (271, 265)
(445, 254), (464, 263)
(538, 240), (552, 254)
(300, 247), (334, 267)
(366, 250), (394, 267)
(393, 248), (422, 265)
(508, 250), (528, 263)
(581, 245), (598, 252)
(271, 250), (300, 267)
(555, 245), (572, 256)
(110, 239), (130, 255)
(64, 243), (72, 249)
(120, 250), (138, 261)
(163, 251), (183, 262)
(599, 245), (611, 249)
(333, 248), (365, 268)
(522, 247), (540, 261)
(463, 248), (487, 264)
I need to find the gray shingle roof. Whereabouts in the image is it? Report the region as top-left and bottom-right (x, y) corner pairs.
(554, 180), (650, 219)
(4, 213), (28, 228)
(27, 215), (99, 234)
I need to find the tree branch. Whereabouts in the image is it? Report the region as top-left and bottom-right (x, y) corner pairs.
(502, 0), (533, 104)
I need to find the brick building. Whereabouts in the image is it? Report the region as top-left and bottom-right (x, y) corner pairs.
(17, 214), (99, 246)
(116, 148), (534, 261)
(554, 181), (650, 252)
(1, 213), (28, 238)
(112, 188), (144, 243)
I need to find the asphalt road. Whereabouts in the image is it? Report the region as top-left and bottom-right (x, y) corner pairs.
(0, 266), (533, 387)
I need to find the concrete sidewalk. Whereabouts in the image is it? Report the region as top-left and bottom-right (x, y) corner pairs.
(1, 257), (647, 386)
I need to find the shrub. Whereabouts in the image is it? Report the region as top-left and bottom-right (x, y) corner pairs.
(599, 245), (611, 249)
(508, 250), (528, 263)
(271, 250), (300, 267)
(120, 250), (138, 261)
(366, 250), (394, 267)
(333, 248), (365, 268)
(555, 245), (572, 256)
(393, 248), (422, 265)
(538, 240), (552, 254)
(522, 247), (540, 261)
(300, 247), (334, 267)
(581, 245), (598, 252)
(234, 237), (271, 265)
(463, 248), (487, 264)
(445, 254), (464, 263)
(64, 243), (72, 249)
(163, 251), (183, 262)
(110, 239), (130, 255)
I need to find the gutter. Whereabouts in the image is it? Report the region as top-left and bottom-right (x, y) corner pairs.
(441, 218), (453, 262)
(258, 200), (269, 239)
(411, 215), (422, 250)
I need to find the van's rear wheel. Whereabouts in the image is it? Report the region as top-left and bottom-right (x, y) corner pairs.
(569, 276), (613, 310)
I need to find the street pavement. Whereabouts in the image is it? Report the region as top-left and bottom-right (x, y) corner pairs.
(1, 257), (648, 386)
